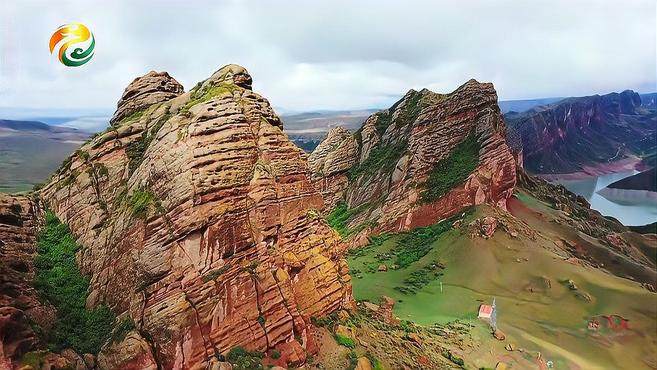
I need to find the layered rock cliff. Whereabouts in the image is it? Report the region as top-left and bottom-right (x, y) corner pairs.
(505, 90), (657, 175)
(309, 80), (517, 234)
(0, 194), (51, 368)
(39, 65), (352, 368)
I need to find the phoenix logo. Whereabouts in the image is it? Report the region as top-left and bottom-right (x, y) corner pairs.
(49, 23), (95, 67)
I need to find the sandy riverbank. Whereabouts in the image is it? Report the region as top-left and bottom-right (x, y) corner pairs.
(537, 157), (644, 181)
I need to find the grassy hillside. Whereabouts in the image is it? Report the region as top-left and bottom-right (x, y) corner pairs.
(347, 202), (656, 369)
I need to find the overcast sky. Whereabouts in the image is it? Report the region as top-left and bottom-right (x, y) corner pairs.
(1, 0), (655, 115)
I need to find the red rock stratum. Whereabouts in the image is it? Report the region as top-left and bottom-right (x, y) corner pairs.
(309, 80), (517, 234)
(40, 64), (352, 369)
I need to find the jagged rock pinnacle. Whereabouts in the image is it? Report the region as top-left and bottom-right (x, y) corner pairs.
(203, 64), (253, 90)
(110, 71), (184, 125)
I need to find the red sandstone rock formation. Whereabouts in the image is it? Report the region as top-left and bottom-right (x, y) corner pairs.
(0, 194), (54, 368)
(110, 71), (184, 125)
(309, 80), (517, 234)
(40, 64), (352, 369)
(308, 127), (357, 210)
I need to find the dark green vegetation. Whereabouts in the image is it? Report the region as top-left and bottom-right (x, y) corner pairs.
(421, 134), (480, 203)
(373, 111), (392, 136)
(347, 215), (459, 297)
(396, 90), (424, 127)
(346, 350), (358, 369)
(18, 351), (48, 369)
(110, 317), (136, 344)
(34, 212), (115, 354)
(226, 346), (264, 370)
(373, 90), (424, 136)
(366, 353), (385, 370)
(310, 312), (339, 329)
(394, 214), (461, 268)
(347, 140), (407, 181)
(442, 350), (465, 367)
(326, 201), (372, 237)
(347, 233), (391, 258)
(396, 264), (444, 294)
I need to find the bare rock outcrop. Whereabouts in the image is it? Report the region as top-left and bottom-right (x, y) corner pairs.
(310, 80), (517, 234)
(41, 64), (352, 368)
(96, 331), (158, 370)
(110, 71), (184, 125)
(308, 127), (358, 209)
(0, 194), (53, 368)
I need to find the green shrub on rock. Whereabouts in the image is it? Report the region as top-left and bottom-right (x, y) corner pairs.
(226, 346), (264, 370)
(34, 212), (115, 354)
(334, 333), (356, 348)
(421, 133), (480, 203)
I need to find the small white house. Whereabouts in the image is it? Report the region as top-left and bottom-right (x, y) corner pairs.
(478, 304), (494, 320)
(478, 298), (497, 329)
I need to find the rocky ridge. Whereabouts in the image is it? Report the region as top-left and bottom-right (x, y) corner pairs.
(39, 64), (352, 369)
(505, 90), (657, 175)
(309, 80), (517, 235)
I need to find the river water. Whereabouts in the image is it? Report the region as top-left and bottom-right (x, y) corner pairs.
(552, 171), (657, 226)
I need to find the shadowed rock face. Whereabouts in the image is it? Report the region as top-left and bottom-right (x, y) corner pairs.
(505, 90), (657, 175)
(0, 194), (54, 368)
(41, 64), (352, 369)
(308, 126), (358, 210)
(309, 80), (517, 234)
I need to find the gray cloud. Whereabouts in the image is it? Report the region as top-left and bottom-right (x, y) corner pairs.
(0, 0), (654, 113)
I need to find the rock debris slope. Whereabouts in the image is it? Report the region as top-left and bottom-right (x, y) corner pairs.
(40, 64), (352, 368)
(310, 80), (517, 234)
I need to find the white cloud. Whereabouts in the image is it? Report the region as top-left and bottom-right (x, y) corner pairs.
(0, 0), (655, 114)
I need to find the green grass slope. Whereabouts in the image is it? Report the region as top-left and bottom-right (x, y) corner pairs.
(347, 204), (656, 369)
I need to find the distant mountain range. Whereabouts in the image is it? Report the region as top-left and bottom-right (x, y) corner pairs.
(498, 97), (564, 113)
(0, 119), (90, 192)
(282, 94), (656, 154)
(281, 98), (590, 152)
(0, 107), (112, 132)
(1, 90), (654, 191)
(505, 91), (656, 175)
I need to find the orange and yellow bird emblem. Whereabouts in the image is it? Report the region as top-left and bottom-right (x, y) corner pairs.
(49, 23), (95, 67)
